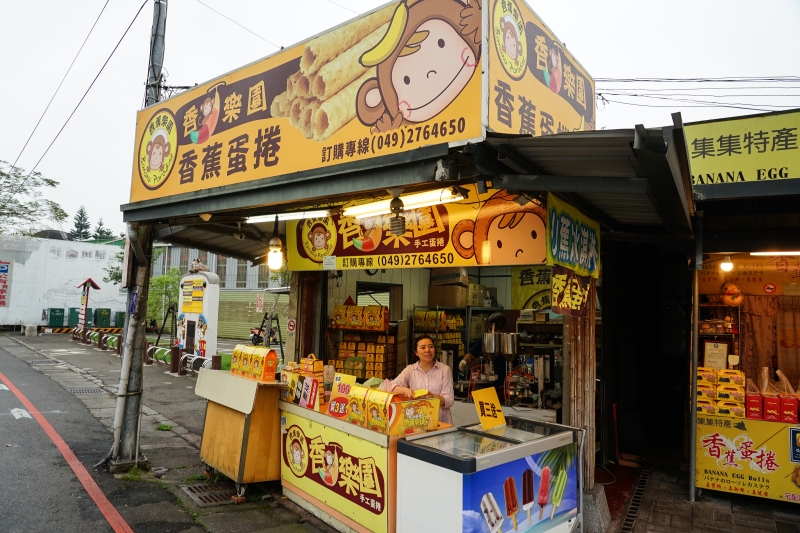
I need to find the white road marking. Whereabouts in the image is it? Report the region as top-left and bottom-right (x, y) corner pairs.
(10, 408), (32, 420)
(0, 384), (8, 390)
(1, 410), (64, 416)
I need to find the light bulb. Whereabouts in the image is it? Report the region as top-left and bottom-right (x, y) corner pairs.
(267, 248), (284, 270)
(720, 256), (733, 272)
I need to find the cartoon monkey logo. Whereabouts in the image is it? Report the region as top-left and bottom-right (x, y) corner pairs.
(138, 109), (178, 190)
(491, 0), (526, 80)
(300, 218), (337, 263)
(452, 191), (546, 265)
(356, 0), (482, 132)
(308, 223), (331, 251)
(500, 18), (522, 62)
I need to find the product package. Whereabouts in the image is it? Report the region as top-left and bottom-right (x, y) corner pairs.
(745, 378), (763, 420)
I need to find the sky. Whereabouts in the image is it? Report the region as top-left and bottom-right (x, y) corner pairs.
(2, 0), (798, 236)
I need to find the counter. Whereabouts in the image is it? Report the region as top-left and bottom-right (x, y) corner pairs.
(695, 415), (800, 503)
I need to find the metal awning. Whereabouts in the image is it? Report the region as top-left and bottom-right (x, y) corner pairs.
(122, 121), (695, 262)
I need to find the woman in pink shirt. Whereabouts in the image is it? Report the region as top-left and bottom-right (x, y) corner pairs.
(390, 335), (455, 424)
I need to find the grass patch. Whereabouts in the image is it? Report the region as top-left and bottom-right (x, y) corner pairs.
(156, 423), (173, 431)
(183, 472), (226, 484)
(120, 466), (149, 482)
(220, 353), (231, 371)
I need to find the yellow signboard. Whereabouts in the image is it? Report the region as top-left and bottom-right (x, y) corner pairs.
(488, 0), (595, 135)
(288, 184), (549, 270)
(181, 277), (204, 313)
(699, 254), (800, 296)
(546, 192), (600, 278)
(472, 386), (506, 431)
(282, 410), (389, 532)
(130, 0), (484, 203)
(695, 415), (800, 504)
(511, 265), (552, 310)
(686, 110), (800, 186)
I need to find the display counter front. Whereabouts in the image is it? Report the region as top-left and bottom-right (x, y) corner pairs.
(280, 401), (398, 533)
(695, 415), (800, 503)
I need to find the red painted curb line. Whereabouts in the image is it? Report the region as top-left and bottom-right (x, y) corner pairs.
(0, 370), (135, 533)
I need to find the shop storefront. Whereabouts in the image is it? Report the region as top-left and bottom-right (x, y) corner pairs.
(121, 1), (697, 531)
(688, 109), (800, 504)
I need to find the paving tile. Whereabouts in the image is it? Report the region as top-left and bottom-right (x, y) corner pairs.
(734, 518), (777, 532)
(773, 511), (800, 525)
(776, 522), (800, 533)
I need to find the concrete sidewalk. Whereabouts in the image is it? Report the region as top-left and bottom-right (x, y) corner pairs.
(3, 332), (332, 533)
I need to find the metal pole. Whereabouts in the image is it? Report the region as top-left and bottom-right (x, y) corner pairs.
(145, 0), (167, 107)
(689, 214), (703, 501)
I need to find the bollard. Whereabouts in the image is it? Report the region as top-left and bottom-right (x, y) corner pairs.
(212, 353), (221, 370)
(99, 332), (106, 350)
(170, 346), (180, 374)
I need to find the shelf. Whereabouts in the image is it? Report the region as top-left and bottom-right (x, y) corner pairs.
(520, 343), (563, 348)
(416, 329), (465, 333)
(699, 333), (737, 336)
(699, 304), (742, 308)
(332, 328), (396, 332)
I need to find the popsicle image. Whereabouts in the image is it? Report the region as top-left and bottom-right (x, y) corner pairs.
(480, 492), (504, 533)
(522, 468), (534, 523)
(503, 477), (519, 530)
(550, 469), (568, 519)
(538, 466), (551, 520)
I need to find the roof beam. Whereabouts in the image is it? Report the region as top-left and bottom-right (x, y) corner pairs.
(153, 225), (189, 240)
(494, 174), (650, 195)
(154, 233), (257, 262)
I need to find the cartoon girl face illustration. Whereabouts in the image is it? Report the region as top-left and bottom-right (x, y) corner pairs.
(452, 191), (546, 265)
(357, 0), (482, 132)
(500, 18), (521, 61)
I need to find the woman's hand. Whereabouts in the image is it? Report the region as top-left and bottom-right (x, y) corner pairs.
(393, 386), (414, 399)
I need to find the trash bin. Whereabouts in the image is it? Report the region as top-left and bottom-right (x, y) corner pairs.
(115, 311), (126, 328)
(48, 308), (65, 327)
(69, 307), (93, 327)
(94, 308), (111, 327)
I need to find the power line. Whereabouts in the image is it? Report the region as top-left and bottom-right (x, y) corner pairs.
(597, 86), (800, 92)
(194, 0), (280, 49)
(10, 0), (149, 200)
(598, 97), (778, 113)
(596, 76), (800, 83)
(12, 0), (111, 170)
(598, 92), (798, 109)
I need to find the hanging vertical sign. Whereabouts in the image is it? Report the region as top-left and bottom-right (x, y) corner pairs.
(0, 260), (9, 307)
(551, 264), (591, 317)
(546, 192), (600, 278)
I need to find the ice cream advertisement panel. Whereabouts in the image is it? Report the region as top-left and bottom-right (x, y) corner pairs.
(462, 442), (578, 532)
(287, 184), (549, 270)
(130, 0), (484, 203)
(487, 0), (595, 136)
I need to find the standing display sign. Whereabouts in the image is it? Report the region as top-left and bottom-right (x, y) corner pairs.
(472, 386), (506, 431)
(686, 110), (799, 186)
(696, 415), (800, 503)
(0, 260), (10, 307)
(288, 184), (549, 270)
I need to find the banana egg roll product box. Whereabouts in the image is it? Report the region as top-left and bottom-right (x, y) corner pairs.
(717, 401), (745, 418)
(388, 397), (440, 436)
(746, 393), (763, 420)
(250, 348), (265, 379)
(781, 395), (799, 423)
(347, 385), (370, 427)
(697, 367), (717, 384)
(365, 306), (388, 330)
(763, 395), (781, 421)
(254, 349), (278, 382)
(230, 344), (245, 375)
(347, 306), (365, 329)
(696, 381), (717, 400)
(333, 305), (348, 328)
(716, 384), (745, 403)
(717, 369), (745, 386)
(240, 345), (257, 378)
(365, 389), (392, 433)
(696, 399), (718, 416)
(414, 311), (427, 330)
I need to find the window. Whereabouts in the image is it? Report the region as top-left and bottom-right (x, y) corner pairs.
(258, 264), (271, 288)
(216, 256), (227, 288)
(179, 247), (190, 274)
(159, 247), (172, 275)
(236, 259), (248, 288)
(197, 250), (208, 266)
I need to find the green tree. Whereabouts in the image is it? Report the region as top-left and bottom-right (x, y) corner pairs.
(103, 250), (125, 285)
(93, 218), (114, 240)
(148, 267), (182, 323)
(0, 160), (68, 234)
(70, 206), (91, 240)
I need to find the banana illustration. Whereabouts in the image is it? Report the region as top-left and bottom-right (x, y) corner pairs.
(573, 115), (585, 132)
(361, 2), (408, 67)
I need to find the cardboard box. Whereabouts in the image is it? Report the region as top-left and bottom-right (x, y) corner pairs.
(347, 306), (365, 330)
(366, 343), (376, 353)
(717, 369), (745, 387)
(388, 397), (440, 436)
(366, 353), (375, 363)
(375, 353), (385, 363)
(301, 353), (324, 373)
(716, 384), (745, 403)
(764, 395), (781, 421)
(697, 383), (717, 401)
(347, 385), (370, 427)
(469, 316), (484, 339)
(376, 344), (385, 355)
(429, 267), (469, 286)
(781, 395), (798, 423)
(468, 283), (484, 306)
(333, 305), (348, 328)
(717, 401), (745, 418)
(428, 285), (467, 307)
(697, 367), (717, 384)
(357, 342), (367, 352)
(697, 400), (718, 415)
(378, 335), (386, 344)
(230, 344), (245, 375)
(365, 305), (388, 330)
(746, 393), (763, 420)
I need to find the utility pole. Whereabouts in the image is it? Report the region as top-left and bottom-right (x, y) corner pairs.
(106, 0), (165, 472)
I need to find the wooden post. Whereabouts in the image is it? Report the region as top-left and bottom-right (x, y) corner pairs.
(116, 334), (122, 355)
(212, 353), (221, 370)
(170, 346), (180, 374)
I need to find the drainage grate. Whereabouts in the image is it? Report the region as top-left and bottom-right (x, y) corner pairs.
(619, 466), (652, 533)
(27, 360), (56, 365)
(68, 388), (107, 394)
(180, 482), (237, 507)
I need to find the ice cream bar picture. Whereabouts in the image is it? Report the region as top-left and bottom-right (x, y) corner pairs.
(550, 469), (568, 520)
(522, 468), (534, 523)
(481, 492), (505, 533)
(538, 466), (551, 520)
(503, 477), (519, 530)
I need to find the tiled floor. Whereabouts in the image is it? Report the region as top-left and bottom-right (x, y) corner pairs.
(629, 467), (800, 532)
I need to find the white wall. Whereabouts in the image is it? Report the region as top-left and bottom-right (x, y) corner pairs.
(327, 268), (430, 323)
(0, 236), (126, 326)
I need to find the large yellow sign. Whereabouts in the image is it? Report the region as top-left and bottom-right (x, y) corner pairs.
(287, 184), (549, 270)
(130, 0), (484, 203)
(699, 254), (800, 296)
(686, 110), (800, 186)
(488, 0), (595, 135)
(696, 415), (800, 504)
(282, 410), (389, 532)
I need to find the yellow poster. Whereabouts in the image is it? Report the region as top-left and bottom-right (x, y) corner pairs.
(282, 410), (389, 532)
(695, 415), (800, 504)
(472, 386), (506, 430)
(686, 110), (800, 186)
(511, 265), (551, 310)
(488, 0), (594, 135)
(180, 277), (204, 313)
(130, 0), (484, 203)
(288, 184), (549, 270)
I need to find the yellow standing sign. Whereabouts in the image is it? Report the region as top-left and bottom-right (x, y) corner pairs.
(472, 386), (506, 431)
